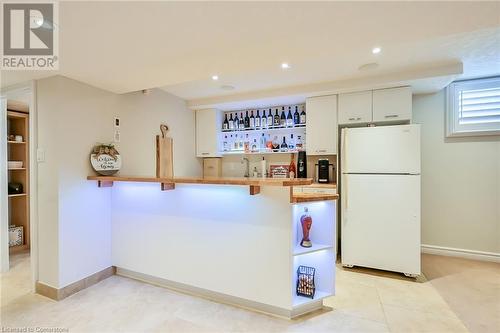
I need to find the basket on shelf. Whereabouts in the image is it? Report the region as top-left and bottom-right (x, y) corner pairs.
(296, 265), (316, 298)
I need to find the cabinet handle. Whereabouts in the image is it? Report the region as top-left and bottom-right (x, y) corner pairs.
(201, 152), (210, 155)
(316, 149), (327, 153)
(385, 115), (399, 118)
(348, 117), (362, 121)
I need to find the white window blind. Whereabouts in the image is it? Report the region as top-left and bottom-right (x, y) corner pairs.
(447, 77), (500, 137)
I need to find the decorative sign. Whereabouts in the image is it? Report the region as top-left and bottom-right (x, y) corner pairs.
(90, 144), (121, 176)
(270, 164), (289, 178)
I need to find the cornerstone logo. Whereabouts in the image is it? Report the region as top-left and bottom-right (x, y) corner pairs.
(1, 1), (59, 70)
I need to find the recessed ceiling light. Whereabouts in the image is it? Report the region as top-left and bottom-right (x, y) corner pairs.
(372, 47), (381, 54)
(212, 75), (219, 81)
(281, 63), (290, 69)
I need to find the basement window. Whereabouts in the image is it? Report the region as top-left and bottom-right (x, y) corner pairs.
(446, 76), (500, 137)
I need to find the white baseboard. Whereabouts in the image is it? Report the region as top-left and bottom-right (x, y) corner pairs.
(421, 244), (500, 263)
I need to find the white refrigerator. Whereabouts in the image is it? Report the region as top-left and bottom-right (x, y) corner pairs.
(340, 124), (421, 276)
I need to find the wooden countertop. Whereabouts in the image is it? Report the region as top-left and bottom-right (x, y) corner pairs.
(87, 175), (313, 187)
(291, 193), (339, 203)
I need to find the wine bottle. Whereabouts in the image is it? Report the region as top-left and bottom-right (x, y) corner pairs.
(229, 113), (235, 130)
(260, 133), (266, 150)
(239, 112), (244, 130)
(289, 133), (295, 150)
(234, 113), (239, 130)
(274, 109), (280, 127)
(267, 109), (273, 128)
(244, 111), (250, 129)
(261, 110), (267, 128)
(280, 107), (286, 127)
(280, 136), (288, 151)
(300, 106), (306, 124)
(286, 107), (293, 127)
(289, 154), (297, 179)
(293, 106), (300, 125)
(296, 135), (303, 150)
(255, 110), (261, 129)
(250, 110), (255, 129)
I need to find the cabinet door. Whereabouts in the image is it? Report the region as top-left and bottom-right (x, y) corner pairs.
(306, 95), (338, 155)
(196, 109), (221, 157)
(338, 91), (373, 124)
(372, 86), (412, 122)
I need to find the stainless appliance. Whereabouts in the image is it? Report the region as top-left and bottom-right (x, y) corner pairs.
(316, 159), (330, 183)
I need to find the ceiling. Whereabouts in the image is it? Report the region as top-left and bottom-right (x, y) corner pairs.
(1, 1), (499, 104)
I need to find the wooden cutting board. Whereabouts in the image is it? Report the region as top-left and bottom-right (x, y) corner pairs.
(156, 124), (174, 178)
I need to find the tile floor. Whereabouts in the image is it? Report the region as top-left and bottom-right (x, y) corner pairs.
(1, 252), (499, 332)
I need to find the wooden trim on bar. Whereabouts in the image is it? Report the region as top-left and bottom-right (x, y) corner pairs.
(290, 193), (339, 203)
(36, 266), (115, 301)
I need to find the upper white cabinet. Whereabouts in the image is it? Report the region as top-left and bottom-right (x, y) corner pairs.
(372, 87), (412, 122)
(196, 109), (221, 157)
(338, 86), (412, 124)
(338, 91), (372, 124)
(306, 95), (338, 155)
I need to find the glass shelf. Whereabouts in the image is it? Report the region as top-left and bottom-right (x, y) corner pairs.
(221, 125), (306, 133)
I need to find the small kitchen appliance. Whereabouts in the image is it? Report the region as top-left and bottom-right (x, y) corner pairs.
(316, 159), (330, 183)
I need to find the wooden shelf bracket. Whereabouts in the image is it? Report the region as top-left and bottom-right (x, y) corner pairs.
(249, 185), (260, 195)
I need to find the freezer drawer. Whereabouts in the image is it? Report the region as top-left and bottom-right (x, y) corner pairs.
(341, 125), (420, 174)
(341, 174), (421, 275)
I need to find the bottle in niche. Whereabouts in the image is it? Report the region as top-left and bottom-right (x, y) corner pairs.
(268, 109), (274, 128)
(296, 135), (303, 151)
(300, 106), (306, 125)
(234, 113), (239, 130)
(289, 133), (295, 150)
(244, 133), (250, 152)
(251, 139), (258, 152)
(274, 109), (280, 127)
(286, 107), (294, 127)
(300, 207), (313, 248)
(280, 107), (286, 127)
(266, 134), (273, 150)
(233, 134), (238, 151)
(244, 111), (250, 129)
(239, 112), (244, 130)
(260, 133), (266, 150)
(229, 113), (235, 130)
(272, 135), (280, 151)
(223, 114), (229, 130)
(293, 106), (300, 125)
(223, 135), (229, 151)
(261, 110), (267, 128)
(238, 134), (244, 150)
(255, 110), (261, 129)
(250, 110), (255, 129)
(289, 153), (296, 179)
(280, 136), (288, 151)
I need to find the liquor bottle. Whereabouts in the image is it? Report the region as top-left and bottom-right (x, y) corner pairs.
(293, 106), (300, 125)
(244, 133), (250, 152)
(300, 207), (313, 247)
(286, 107), (293, 127)
(229, 113), (235, 130)
(280, 107), (286, 127)
(289, 133), (295, 150)
(280, 136), (288, 151)
(296, 135), (303, 150)
(239, 112), (244, 130)
(261, 157), (267, 178)
(289, 153), (297, 179)
(260, 133), (266, 150)
(297, 151), (307, 178)
(267, 109), (273, 128)
(250, 110), (255, 129)
(232, 134), (238, 151)
(274, 109), (280, 127)
(244, 111), (250, 129)
(223, 135), (229, 151)
(261, 110), (267, 128)
(300, 106), (306, 124)
(234, 113), (239, 130)
(223, 114), (229, 130)
(272, 135), (280, 151)
(251, 138), (258, 152)
(238, 134), (244, 150)
(255, 110), (261, 129)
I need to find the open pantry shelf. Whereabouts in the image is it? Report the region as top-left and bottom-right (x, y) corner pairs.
(222, 125), (306, 133)
(221, 150), (302, 156)
(293, 290), (333, 307)
(294, 244), (333, 256)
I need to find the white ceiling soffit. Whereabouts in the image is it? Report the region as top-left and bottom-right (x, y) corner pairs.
(186, 62), (463, 111)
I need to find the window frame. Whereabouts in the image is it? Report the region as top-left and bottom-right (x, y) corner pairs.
(446, 76), (500, 137)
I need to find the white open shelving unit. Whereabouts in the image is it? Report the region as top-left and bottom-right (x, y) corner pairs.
(290, 200), (336, 309)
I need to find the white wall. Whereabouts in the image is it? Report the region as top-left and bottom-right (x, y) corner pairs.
(413, 90), (500, 254)
(116, 89), (201, 177)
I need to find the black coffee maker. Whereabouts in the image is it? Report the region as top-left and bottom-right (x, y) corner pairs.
(297, 151), (307, 178)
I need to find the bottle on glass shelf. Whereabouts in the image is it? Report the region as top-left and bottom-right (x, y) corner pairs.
(250, 110), (255, 129)
(234, 113), (239, 130)
(268, 109), (274, 128)
(251, 139), (258, 152)
(261, 110), (267, 128)
(289, 154), (297, 179)
(239, 112), (244, 130)
(286, 107), (294, 127)
(293, 106), (300, 125)
(272, 135), (280, 151)
(274, 109), (280, 127)
(280, 136), (288, 151)
(223, 114), (229, 130)
(260, 133), (266, 150)
(296, 135), (303, 150)
(289, 133), (295, 150)
(300, 106), (306, 125)
(255, 110), (261, 129)
(233, 134), (238, 151)
(244, 134), (250, 152)
(223, 135), (229, 151)
(238, 134), (244, 150)
(266, 134), (273, 150)
(229, 113), (235, 130)
(280, 107), (286, 127)
(244, 111), (250, 129)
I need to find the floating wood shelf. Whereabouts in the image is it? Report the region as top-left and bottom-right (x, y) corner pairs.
(7, 141), (26, 144)
(290, 192), (339, 203)
(8, 193), (27, 198)
(88, 175), (314, 197)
